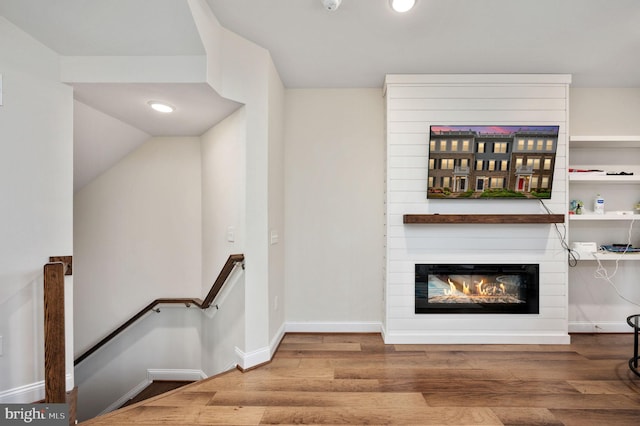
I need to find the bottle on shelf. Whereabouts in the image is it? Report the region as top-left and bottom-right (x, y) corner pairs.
(594, 194), (605, 215)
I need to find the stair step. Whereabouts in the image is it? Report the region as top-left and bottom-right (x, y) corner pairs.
(120, 380), (193, 408)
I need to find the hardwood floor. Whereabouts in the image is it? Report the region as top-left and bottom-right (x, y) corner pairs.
(81, 333), (640, 425)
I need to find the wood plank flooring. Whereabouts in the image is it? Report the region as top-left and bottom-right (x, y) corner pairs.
(81, 333), (640, 425)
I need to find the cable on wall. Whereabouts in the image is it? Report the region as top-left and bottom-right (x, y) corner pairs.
(592, 217), (640, 307)
(539, 200), (577, 267)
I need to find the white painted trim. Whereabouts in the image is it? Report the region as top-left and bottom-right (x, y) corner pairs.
(384, 73), (572, 86)
(0, 381), (45, 404)
(60, 55), (207, 84)
(383, 332), (571, 345)
(235, 345), (271, 370)
(146, 368), (207, 382)
(235, 323), (286, 370)
(0, 374), (74, 404)
(285, 321), (382, 333)
(99, 368), (208, 416)
(270, 322), (286, 356)
(99, 379), (150, 416)
(569, 321), (634, 334)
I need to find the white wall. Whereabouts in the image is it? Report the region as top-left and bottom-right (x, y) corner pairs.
(200, 107), (246, 374)
(74, 307), (202, 421)
(384, 75), (570, 344)
(201, 107), (246, 291)
(284, 89), (385, 329)
(267, 60), (286, 339)
(0, 17), (74, 401)
(74, 137), (202, 353)
(73, 136), (202, 415)
(74, 136), (202, 350)
(190, 0), (286, 364)
(568, 88), (640, 331)
(570, 88), (640, 135)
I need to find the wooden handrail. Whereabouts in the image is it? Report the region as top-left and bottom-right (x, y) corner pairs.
(74, 254), (244, 366)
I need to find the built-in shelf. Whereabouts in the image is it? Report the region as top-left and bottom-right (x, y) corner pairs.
(568, 135), (640, 264)
(570, 212), (639, 221)
(570, 135), (640, 149)
(569, 173), (640, 183)
(403, 214), (565, 224)
(576, 252), (640, 261)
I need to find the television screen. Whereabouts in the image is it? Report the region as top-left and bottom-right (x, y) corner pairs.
(427, 125), (560, 199)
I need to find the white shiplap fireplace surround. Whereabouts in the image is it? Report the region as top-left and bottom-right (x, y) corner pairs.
(383, 74), (571, 344)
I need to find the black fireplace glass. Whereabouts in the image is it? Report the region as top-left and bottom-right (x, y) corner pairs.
(415, 263), (539, 314)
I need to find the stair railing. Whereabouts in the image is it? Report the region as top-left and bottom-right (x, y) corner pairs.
(43, 261), (67, 403)
(43, 255), (77, 425)
(74, 253), (245, 366)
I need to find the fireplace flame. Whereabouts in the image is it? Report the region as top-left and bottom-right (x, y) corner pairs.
(428, 272), (528, 307)
(444, 278), (457, 296)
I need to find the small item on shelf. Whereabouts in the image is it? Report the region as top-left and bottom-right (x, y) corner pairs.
(594, 194), (605, 215)
(575, 201), (584, 215)
(635, 203), (640, 214)
(568, 168), (604, 173)
(600, 244), (640, 253)
(606, 171), (634, 175)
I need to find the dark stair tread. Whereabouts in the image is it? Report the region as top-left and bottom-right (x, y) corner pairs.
(120, 380), (193, 408)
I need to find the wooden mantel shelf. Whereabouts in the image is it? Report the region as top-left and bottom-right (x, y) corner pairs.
(403, 214), (565, 224)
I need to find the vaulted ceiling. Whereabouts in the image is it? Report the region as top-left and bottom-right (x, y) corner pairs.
(1, 0), (638, 189)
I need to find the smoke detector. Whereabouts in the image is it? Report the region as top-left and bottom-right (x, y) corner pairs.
(321, 0), (342, 11)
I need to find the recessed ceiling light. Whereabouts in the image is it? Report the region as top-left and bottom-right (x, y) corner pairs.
(148, 101), (175, 113)
(391, 0), (416, 13)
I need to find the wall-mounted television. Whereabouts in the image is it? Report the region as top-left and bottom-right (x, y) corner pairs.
(427, 125), (560, 199)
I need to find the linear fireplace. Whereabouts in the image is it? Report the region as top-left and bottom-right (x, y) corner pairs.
(415, 263), (539, 314)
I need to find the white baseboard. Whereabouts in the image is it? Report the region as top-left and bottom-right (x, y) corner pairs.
(146, 369), (207, 382)
(383, 332), (571, 345)
(235, 345), (271, 370)
(569, 321), (634, 333)
(99, 368), (207, 416)
(270, 322), (286, 355)
(284, 321), (382, 333)
(100, 380), (149, 416)
(235, 323), (286, 371)
(234, 321), (382, 370)
(0, 374), (74, 404)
